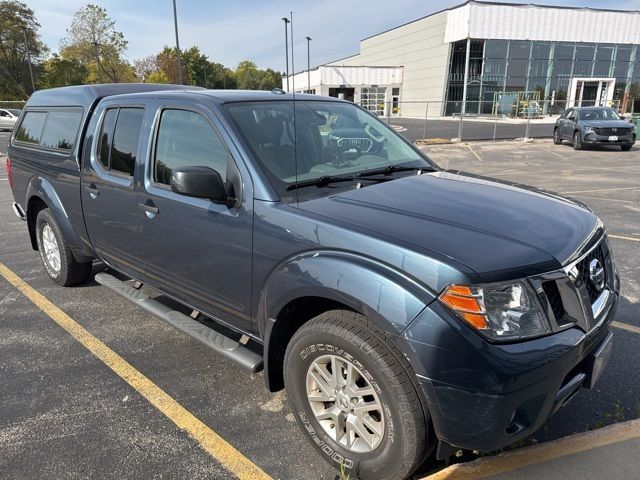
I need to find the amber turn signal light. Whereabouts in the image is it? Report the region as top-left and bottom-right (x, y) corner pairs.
(439, 284), (488, 330)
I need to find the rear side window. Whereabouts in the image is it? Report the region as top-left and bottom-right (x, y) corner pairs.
(97, 107), (144, 177)
(15, 111), (47, 145)
(40, 110), (83, 150)
(15, 109), (82, 151)
(154, 109), (228, 186)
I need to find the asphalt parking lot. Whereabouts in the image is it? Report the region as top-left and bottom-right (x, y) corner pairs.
(0, 140), (639, 479)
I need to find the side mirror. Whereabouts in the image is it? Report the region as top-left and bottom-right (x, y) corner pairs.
(619, 115), (626, 121)
(170, 166), (232, 205)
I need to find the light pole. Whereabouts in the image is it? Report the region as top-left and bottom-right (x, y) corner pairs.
(172, 0), (183, 84)
(22, 29), (35, 93)
(305, 36), (311, 93)
(282, 17), (290, 91)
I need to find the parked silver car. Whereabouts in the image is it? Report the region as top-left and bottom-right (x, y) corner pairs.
(0, 108), (22, 130)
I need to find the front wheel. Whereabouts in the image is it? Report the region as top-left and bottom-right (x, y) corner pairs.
(573, 131), (583, 150)
(35, 208), (92, 286)
(284, 310), (428, 480)
(553, 128), (562, 145)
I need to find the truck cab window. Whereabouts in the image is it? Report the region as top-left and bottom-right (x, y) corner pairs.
(97, 107), (144, 176)
(154, 109), (228, 186)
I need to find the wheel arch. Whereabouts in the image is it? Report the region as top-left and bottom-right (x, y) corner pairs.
(258, 250), (435, 392)
(25, 176), (93, 262)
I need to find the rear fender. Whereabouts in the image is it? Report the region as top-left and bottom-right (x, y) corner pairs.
(26, 176), (93, 262)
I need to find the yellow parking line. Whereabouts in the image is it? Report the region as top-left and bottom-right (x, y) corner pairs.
(534, 144), (565, 157)
(612, 321), (640, 335)
(608, 234), (640, 243)
(466, 143), (483, 161)
(424, 418), (640, 480)
(0, 262), (272, 480)
(562, 186), (640, 195)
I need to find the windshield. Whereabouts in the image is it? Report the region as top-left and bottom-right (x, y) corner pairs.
(579, 108), (621, 121)
(7, 109), (21, 116)
(226, 100), (434, 198)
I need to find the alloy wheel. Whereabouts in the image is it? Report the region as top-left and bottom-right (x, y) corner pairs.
(306, 354), (385, 453)
(41, 224), (61, 274)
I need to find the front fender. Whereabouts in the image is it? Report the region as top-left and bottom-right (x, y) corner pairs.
(260, 250), (436, 337)
(26, 176), (93, 262)
(259, 250), (440, 391)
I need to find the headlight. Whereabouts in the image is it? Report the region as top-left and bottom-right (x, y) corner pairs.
(583, 126), (595, 133)
(439, 281), (551, 341)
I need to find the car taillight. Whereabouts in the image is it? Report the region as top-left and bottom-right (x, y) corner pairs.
(6, 156), (12, 189)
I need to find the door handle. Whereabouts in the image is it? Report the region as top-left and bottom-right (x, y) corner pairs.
(139, 202), (159, 218)
(85, 184), (100, 198)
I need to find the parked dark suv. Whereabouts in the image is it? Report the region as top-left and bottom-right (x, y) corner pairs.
(554, 106), (636, 150)
(8, 85), (618, 480)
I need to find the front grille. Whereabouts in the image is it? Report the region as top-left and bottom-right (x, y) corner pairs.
(575, 243), (607, 304)
(593, 127), (632, 136)
(542, 281), (565, 321)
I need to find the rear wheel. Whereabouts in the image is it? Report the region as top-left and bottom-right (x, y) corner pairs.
(573, 131), (583, 150)
(35, 208), (92, 286)
(553, 128), (562, 145)
(284, 310), (428, 480)
(621, 144), (632, 151)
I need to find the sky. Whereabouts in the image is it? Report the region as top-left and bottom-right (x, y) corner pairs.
(28, 0), (640, 71)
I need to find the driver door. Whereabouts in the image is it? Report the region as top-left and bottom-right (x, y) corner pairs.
(137, 102), (254, 332)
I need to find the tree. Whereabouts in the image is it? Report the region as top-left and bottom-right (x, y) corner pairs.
(40, 53), (87, 88)
(0, 0), (48, 98)
(234, 60), (260, 90)
(155, 46), (188, 84)
(60, 4), (134, 83)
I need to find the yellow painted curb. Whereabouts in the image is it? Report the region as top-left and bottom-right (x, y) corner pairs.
(424, 418), (640, 480)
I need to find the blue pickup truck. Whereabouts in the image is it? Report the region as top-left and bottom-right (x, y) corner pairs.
(7, 84), (618, 480)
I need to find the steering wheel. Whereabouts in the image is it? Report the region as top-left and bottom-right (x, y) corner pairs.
(365, 124), (386, 144)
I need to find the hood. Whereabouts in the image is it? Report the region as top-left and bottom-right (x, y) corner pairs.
(581, 120), (634, 128)
(297, 171), (600, 282)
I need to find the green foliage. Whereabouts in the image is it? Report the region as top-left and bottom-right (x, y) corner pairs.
(40, 53), (87, 88)
(59, 4), (134, 83)
(234, 60), (283, 90)
(0, 0), (48, 98)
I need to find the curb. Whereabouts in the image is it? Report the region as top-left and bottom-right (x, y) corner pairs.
(423, 418), (640, 480)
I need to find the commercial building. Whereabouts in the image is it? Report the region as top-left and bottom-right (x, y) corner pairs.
(285, 1), (640, 118)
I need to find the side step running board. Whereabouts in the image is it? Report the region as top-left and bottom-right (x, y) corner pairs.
(95, 272), (263, 373)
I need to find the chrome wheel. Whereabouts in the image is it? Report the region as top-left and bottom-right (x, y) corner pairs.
(306, 354), (384, 453)
(41, 224), (61, 274)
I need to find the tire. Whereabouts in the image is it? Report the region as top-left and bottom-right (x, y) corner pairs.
(553, 128), (562, 145)
(621, 144), (632, 151)
(573, 131), (583, 150)
(284, 310), (428, 480)
(35, 208), (92, 286)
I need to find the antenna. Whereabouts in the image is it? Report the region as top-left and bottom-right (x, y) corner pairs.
(290, 11), (299, 203)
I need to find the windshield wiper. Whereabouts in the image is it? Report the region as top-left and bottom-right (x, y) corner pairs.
(285, 174), (392, 191)
(286, 175), (356, 191)
(356, 165), (432, 178)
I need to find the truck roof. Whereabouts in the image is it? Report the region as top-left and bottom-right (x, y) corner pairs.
(104, 89), (344, 104)
(25, 83), (205, 109)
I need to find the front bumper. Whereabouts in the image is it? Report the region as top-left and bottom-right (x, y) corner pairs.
(399, 244), (620, 453)
(583, 131), (635, 145)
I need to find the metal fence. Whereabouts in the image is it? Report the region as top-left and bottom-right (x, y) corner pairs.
(0, 101), (26, 110)
(356, 99), (634, 143)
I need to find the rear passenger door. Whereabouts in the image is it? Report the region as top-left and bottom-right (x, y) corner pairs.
(137, 102), (254, 332)
(82, 103), (145, 276)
